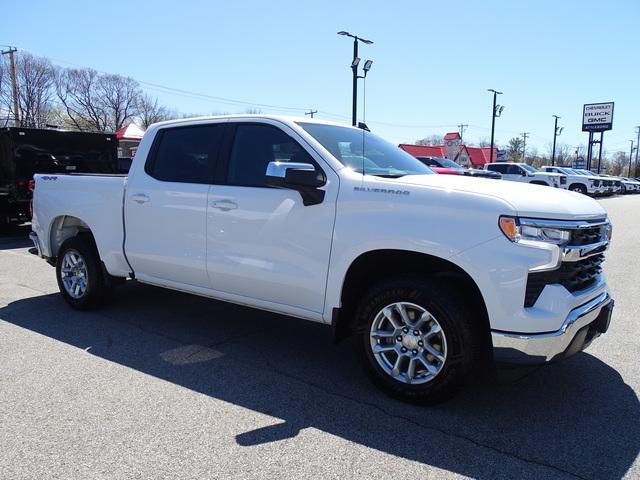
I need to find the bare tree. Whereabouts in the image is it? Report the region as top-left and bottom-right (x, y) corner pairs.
(415, 134), (442, 146)
(55, 67), (143, 132)
(56, 67), (108, 131)
(1, 52), (56, 127)
(15, 53), (55, 127)
(98, 73), (141, 130)
(477, 138), (491, 147)
(136, 92), (172, 128)
(609, 151), (626, 176)
(545, 142), (571, 165)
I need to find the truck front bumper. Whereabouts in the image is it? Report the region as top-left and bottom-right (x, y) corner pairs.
(491, 292), (613, 365)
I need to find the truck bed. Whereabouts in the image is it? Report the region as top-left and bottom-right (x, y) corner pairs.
(31, 173), (131, 277)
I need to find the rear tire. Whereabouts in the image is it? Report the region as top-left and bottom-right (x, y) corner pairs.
(56, 235), (111, 310)
(354, 276), (484, 405)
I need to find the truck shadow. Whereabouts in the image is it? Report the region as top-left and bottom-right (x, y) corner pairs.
(1, 282), (638, 479)
(0, 224), (32, 250)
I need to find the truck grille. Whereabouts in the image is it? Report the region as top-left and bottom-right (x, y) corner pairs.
(592, 180), (601, 187)
(524, 254), (605, 307)
(571, 225), (606, 245)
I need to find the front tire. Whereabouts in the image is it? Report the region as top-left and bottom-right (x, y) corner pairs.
(569, 184), (587, 195)
(354, 276), (484, 404)
(56, 235), (111, 310)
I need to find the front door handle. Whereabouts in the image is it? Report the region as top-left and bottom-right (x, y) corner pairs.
(209, 199), (238, 211)
(131, 193), (150, 204)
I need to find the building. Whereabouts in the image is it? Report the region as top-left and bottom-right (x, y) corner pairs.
(115, 123), (145, 159)
(399, 132), (497, 168)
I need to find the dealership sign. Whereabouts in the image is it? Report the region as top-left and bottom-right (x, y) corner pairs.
(582, 102), (614, 132)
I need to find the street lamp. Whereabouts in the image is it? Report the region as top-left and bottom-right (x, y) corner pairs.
(338, 31), (374, 126)
(487, 89), (503, 163)
(551, 115), (563, 166)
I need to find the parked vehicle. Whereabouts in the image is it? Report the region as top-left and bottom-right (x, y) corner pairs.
(572, 170), (615, 196)
(0, 127), (118, 230)
(30, 116), (614, 404)
(415, 156), (501, 179)
(484, 162), (566, 188)
(597, 174), (622, 194)
(616, 176), (640, 194)
(539, 166), (603, 196)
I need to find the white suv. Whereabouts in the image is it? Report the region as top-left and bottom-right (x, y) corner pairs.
(485, 163), (566, 188)
(540, 166), (603, 196)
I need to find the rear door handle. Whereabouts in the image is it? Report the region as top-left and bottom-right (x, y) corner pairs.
(209, 199), (238, 211)
(131, 193), (150, 204)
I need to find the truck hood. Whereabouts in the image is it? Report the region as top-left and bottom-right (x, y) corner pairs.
(386, 174), (607, 220)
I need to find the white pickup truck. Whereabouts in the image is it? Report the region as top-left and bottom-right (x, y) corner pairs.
(30, 116), (614, 404)
(484, 162), (567, 188)
(539, 166), (604, 196)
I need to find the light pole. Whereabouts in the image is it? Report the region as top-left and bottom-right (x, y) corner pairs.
(551, 115), (563, 166)
(487, 89), (503, 163)
(338, 31), (373, 126)
(634, 125), (640, 175)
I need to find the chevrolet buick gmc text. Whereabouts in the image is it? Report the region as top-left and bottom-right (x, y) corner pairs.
(30, 116), (614, 403)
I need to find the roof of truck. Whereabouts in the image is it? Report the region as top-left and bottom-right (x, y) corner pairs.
(150, 114), (354, 129)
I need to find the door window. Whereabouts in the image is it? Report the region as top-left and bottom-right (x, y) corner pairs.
(226, 124), (315, 187)
(147, 124), (223, 183)
(506, 165), (522, 175)
(487, 164), (507, 173)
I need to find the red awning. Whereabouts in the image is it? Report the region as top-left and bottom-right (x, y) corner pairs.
(116, 124), (145, 141)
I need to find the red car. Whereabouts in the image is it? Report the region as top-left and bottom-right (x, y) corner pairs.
(416, 156), (501, 179)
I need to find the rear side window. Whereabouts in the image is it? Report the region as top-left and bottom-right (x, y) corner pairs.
(147, 125), (223, 183)
(226, 124), (315, 187)
(487, 164), (507, 173)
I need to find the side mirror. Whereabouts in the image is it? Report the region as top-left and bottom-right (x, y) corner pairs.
(265, 162), (326, 206)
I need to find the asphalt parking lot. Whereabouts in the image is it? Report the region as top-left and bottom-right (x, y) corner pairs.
(1, 196), (638, 480)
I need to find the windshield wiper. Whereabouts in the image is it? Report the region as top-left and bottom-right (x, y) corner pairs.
(374, 173), (407, 178)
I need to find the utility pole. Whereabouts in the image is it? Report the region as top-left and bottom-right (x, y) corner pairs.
(1, 47), (20, 127)
(457, 123), (468, 140)
(551, 115), (561, 166)
(487, 89), (503, 163)
(521, 132), (529, 162)
(630, 140), (636, 177)
(305, 110), (318, 118)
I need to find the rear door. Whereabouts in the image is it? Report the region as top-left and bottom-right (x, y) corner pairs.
(124, 122), (224, 287)
(205, 121), (338, 316)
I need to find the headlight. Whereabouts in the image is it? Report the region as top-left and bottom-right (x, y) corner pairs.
(499, 216), (570, 245)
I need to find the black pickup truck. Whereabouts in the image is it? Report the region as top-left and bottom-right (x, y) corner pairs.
(0, 127), (118, 229)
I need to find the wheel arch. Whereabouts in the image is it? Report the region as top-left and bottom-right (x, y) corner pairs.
(333, 249), (490, 346)
(48, 215), (95, 259)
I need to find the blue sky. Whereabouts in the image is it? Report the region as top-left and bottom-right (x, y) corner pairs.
(3, 0), (639, 155)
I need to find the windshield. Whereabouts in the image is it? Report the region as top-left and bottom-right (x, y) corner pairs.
(439, 158), (464, 169)
(520, 164), (538, 173)
(297, 122), (434, 177)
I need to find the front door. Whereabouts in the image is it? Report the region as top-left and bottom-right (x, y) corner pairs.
(206, 122), (338, 315)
